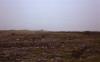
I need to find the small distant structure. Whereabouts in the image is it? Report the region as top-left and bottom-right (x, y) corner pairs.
(35, 29), (45, 32)
(40, 29), (45, 32)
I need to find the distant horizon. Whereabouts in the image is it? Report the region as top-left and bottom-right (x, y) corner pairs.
(0, 29), (100, 32)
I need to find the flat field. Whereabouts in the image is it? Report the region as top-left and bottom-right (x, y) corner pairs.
(0, 30), (100, 62)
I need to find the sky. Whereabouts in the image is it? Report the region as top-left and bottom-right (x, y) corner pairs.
(0, 0), (100, 31)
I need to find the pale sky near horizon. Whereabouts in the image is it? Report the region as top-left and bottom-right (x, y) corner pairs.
(0, 0), (100, 31)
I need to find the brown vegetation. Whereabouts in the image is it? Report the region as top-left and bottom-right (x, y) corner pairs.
(0, 30), (100, 62)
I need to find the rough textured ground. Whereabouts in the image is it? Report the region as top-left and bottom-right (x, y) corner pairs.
(0, 30), (100, 62)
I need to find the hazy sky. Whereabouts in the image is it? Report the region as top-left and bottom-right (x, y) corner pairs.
(0, 0), (100, 31)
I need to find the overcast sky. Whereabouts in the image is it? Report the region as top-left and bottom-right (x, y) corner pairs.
(0, 0), (100, 31)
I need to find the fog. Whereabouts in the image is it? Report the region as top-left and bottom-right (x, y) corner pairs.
(0, 0), (100, 31)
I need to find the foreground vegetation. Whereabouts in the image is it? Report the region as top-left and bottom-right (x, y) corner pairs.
(0, 30), (100, 62)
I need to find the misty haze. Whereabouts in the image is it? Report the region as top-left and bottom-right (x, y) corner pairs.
(0, 0), (100, 31)
(0, 0), (100, 62)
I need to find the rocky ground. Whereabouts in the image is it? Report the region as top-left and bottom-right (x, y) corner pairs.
(0, 30), (100, 62)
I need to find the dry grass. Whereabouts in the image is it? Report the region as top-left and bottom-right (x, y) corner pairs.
(0, 30), (100, 62)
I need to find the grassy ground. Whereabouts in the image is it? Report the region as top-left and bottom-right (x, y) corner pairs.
(0, 30), (100, 62)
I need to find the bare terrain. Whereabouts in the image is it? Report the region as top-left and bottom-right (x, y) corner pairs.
(0, 30), (100, 62)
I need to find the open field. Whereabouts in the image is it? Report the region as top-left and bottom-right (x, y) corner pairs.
(0, 30), (100, 62)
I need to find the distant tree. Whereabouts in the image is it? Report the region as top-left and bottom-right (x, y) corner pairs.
(83, 31), (91, 35)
